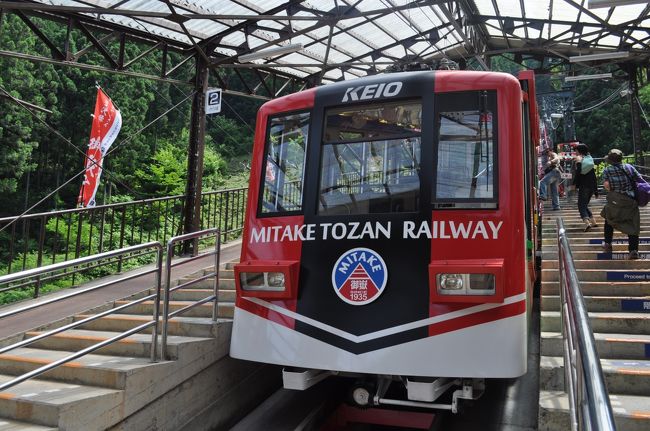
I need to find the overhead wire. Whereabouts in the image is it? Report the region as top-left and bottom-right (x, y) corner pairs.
(572, 83), (628, 113)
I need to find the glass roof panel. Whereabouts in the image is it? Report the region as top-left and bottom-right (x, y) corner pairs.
(16, 0), (646, 84)
(474, 0), (497, 16)
(495, 0), (522, 17)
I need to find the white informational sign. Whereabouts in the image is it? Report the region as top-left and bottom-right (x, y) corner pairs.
(561, 172), (573, 179)
(205, 88), (222, 115)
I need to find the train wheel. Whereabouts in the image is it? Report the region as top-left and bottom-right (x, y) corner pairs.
(348, 382), (376, 408)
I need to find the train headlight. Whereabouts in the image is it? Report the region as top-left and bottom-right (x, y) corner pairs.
(429, 259), (503, 303)
(234, 261), (300, 299)
(436, 273), (495, 296)
(239, 272), (285, 291)
(267, 272), (286, 288)
(439, 274), (464, 290)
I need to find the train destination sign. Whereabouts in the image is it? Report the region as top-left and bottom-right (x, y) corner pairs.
(249, 220), (504, 243)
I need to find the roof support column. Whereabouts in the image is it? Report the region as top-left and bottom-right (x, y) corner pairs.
(628, 67), (643, 166)
(182, 55), (208, 255)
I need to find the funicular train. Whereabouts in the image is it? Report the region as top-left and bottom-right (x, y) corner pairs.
(230, 68), (541, 412)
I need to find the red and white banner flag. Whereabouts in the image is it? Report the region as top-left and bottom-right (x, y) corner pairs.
(78, 88), (122, 207)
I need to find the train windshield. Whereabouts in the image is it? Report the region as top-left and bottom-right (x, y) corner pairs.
(260, 111), (310, 214)
(434, 91), (497, 209)
(318, 100), (421, 215)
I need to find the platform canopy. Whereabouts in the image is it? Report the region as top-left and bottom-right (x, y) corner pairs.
(1, 0), (648, 87)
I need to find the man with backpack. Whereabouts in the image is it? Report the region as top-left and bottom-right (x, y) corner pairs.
(600, 148), (644, 260)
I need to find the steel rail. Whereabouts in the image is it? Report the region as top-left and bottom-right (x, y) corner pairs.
(556, 218), (616, 431)
(0, 241), (164, 394)
(161, 228), (221, 360)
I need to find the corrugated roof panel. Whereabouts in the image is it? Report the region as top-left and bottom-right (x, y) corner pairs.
(474, 0), (497, 17)
(495, 0), (522, 17)
(552, 1), (580, 23)
(522, 0), (550, 20)
(16, 0), (647, 83)
(609, 5), (649, 26)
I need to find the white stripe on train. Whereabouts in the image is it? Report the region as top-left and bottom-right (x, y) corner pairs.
(230, 307), (527, 377)
(241, 292), (526, 343)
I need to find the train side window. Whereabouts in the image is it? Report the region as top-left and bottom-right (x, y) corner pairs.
(259, 111), (309, 215)
(318, 100), (421, 215)
(434, 91), (497, 209)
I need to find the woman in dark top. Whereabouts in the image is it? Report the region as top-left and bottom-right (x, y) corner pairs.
(573, 143), (599, 231)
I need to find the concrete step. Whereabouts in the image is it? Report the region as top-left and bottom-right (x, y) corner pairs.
(0, 419), (57, 430)
(175, 271), (235, 289)
(541, 236), (650, 245)
(539, 390), (650, 431)
(541, 281), (650, 297)
(0, 373), (123, 430)
(542, 295), (650, 313)
(0, 347), (171, 389)
(75, 314), (223, 338)
(540, 355), (650, 395)
(541, 331), (650, 360)
(541, 311), (650, 334)
(542, 226), (650, 235)
(543, 251), (650, 260)
(224, 261), (239, 270)
(542, 259), (650, 270)
(542, 269), (650, 282)
(169, 288), (235, 302)
(543, 244), (650, 252)
(113, 300), (234, 319)
(175, 277), (235, 290)
(24, 329), (211, 360)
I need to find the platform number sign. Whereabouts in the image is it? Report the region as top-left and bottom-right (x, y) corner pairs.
(205, 88), (222, 115)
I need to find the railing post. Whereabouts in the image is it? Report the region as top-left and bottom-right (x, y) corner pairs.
(118, 206), (127, 272)
(161, 239), (174, 361)
(149, 245), (163, 362)
(212, 233), (221, 322)
(35, 215), (47, 298)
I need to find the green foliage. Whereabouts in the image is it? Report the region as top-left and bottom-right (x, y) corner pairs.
(0, 13), (257, 216)
(135, 143), (187, 195)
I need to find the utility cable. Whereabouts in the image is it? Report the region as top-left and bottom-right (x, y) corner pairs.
(572, 83), (628, 113)
(0, 168), (86, 234)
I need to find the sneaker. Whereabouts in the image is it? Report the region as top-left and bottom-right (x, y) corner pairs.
(602, 243), (613, 253)
(552, 207), (561, 211)
(539, 196), (547, 201)
(628, 251), (639, 260)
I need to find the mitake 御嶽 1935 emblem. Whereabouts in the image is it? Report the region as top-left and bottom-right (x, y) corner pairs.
(331, 247), (388, 305)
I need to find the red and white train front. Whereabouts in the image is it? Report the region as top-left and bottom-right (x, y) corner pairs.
(230, 70), (535, 407)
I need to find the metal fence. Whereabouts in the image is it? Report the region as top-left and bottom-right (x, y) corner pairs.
(0, 188), (246, 284)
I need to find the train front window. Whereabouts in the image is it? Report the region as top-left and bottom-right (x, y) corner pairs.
(318, 100), (421, 215)
(434, 91), (497, 209)
(260, 111), (309, 214)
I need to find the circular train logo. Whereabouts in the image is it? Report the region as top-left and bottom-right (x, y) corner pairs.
(332, 248), (388, 306)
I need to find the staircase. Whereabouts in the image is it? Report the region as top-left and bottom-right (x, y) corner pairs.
(0, 261), (279, 430)
(538, 203), (650, 430)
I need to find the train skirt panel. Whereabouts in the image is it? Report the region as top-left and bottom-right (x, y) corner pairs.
(231, 293), (527, 378)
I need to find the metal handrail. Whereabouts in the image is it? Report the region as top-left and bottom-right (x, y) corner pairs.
(0, 241), (164, 393)
(556, 218), (616, 431)
(160, 228), (221, 360)
(0, 187), (247, 222)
